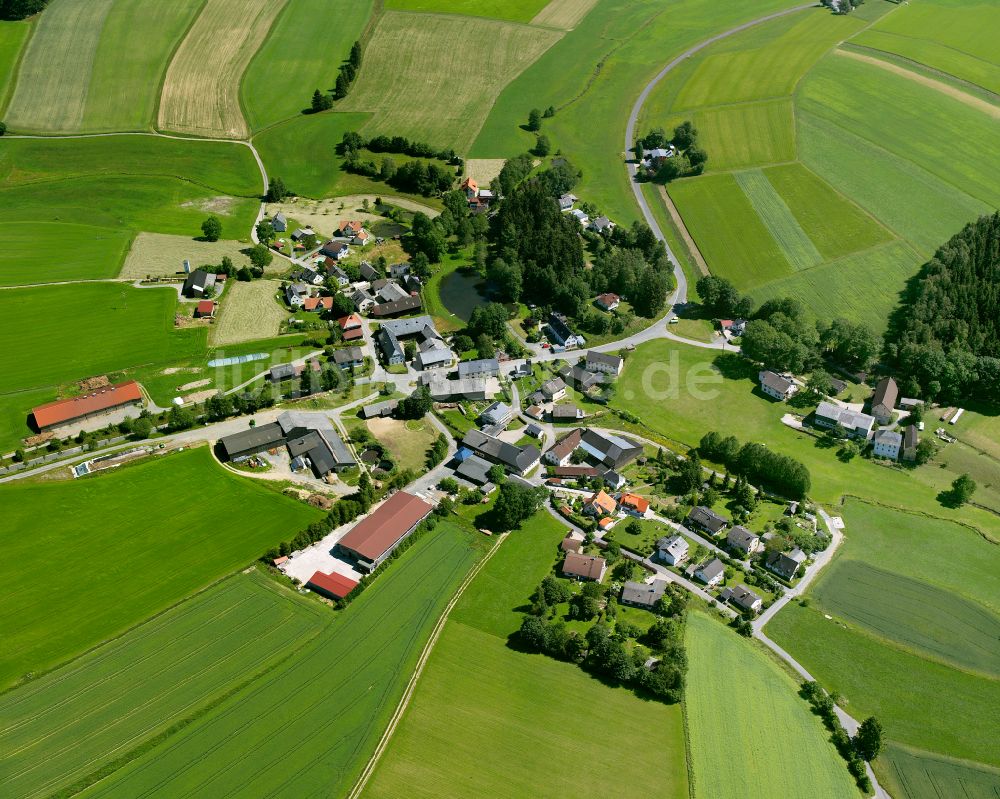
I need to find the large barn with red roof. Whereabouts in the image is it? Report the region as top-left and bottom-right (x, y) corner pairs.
(336, 491), (433, 572)
(31, 381), (143, 432)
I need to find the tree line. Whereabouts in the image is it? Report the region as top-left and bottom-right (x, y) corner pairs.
(308, 40), (362, 111)
(699, 430), (812, 499)
(636, 121), (708, 182)
(0, 0), (46, 20)
(338, 131), (459, 197)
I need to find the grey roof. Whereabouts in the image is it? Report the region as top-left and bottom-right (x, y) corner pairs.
(552, 404), (580, 419)
(479, 401), (512, 426)
(272, 212), (286, 224)
(697, 558), (725, 582)
(372, 295), (422, 317)
(687, 505), (728, 534)
(903, 425), (919, 448)
(269, 363), (297, 382)
(621, 580), (666, 607)
(415, 344), (455, 369)
(578, 428), (643, 469)
(378, 328), (403, 362)
(287, 427), (355, 475)
(455, 453), (493, 485)
(586, 350), (622, 370)
(727, 525), (759, 550)
(360, 398), (398, 419)
(591, 215), (613, 231)
(333, 346), (365, 365)
(219, 422), (284, 457)
(377, 282), (409, 303)
(277, 411), (332, 435)
(359, 261), (379, 281)
(815, 401), (875, 433)
(427, 377), (489, 400)
(874, 429), (903, 446)
(720, 584), (761, 610)
(457, 358), (500, 378)
(760, 370), (794, 395)
(541, 377), (567, 398)
(657, 534), (688, 556)
(379, 315), (436, 338)
(559, 365), (603, 390)
(182, 269), (215, 296)
(461, 429), (540, 474)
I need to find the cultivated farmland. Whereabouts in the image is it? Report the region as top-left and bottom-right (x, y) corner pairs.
(210, 279), (288, 346)
(383, 0), (547, 22)
(0, 19), (31, 115)
(686, 612), (856, 798)
(240, 0), (373, 132)
(880, 743), (1000, 799)
(339, 11), (561, 153)
(530, 0), (599, 30)
(0, 222), (131, 286)
(78, 522), (486, 798)
(119, 232), (249, 280)
(0, 447), (323, 690)
(158, 0), (288, 139)
(734, 169), (823, 271)
(0, 572), (325, 799)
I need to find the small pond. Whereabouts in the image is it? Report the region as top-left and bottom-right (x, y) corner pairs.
(439, 269), (487, 323)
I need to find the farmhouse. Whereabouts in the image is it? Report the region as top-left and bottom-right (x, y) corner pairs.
(720, 584), (762, 614)
(455, 453), (493, 486)
(583, 489), (617, 517)
(328, 265), (350, 286)
(550, 404), (581, 422)
(559, 364), (603, 392)
(271, 212), (287, 232)
(457, 358), (500, 379)
(767, 548), (807, 580)
(687, 506), (728, 535)
(586, 350), (623, 376)
(426, 377), (492, 402)
(604, 470), (626, 491)
(31, 380), (144, 432)
(306, 570), (358, 601)
(578, 429), (643, 470)
(759, 370), (797, 401)
(870, 377), (899, 425)
(285, 283), (309, 308)
(194, 300), (215, 318)
(621, 580), (666, 609)
(562, 552), (607, 582)
(813, 402), (876, 439)
(595, 293), (620, 312)
(182, 269), (216, 298)
(337, 491), (433, 572)
(351, 288), (376, 314)
(620, 493), (650, 517)
(360, 398), (398, 419)
(303, 296), (334, 312)
(547, 312), (584, 348)
(872, 429), (902, 460)
(375, 280), (409, 304)
(657, 534), (689, 566)
(217, 422), (285, 460)
(727, 525), (764, 555)
(479, 401), (513, 428)
(544, 428), (583, 466)
(414, 340), (456, 371)
(332, 346), (365, 369)
(338, 313), (364, 341)
(371, 294), (422, 318)
(291, 227), (315, 242)
(460, 429), (540, 476)
(694, 558), (725, 587)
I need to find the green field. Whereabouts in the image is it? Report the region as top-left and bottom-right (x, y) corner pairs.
(0, 19), (31, 115)
(78, 520), (486, 798)
(735, 169), (823, 271)
(0, 222), (131, 286)
(766, 602), (1000, 768)
(241, 0), (373, 132)
(851, 0), (1000, 94)
(813, 559), (1000, 676)
(675, 100), (796, 172)
(0, 448), (323, 690)
(686, 612), (856, 798)
(383, 0), (548, 22)
(364, 510), (691, 798)
(0, 572), (325, 799)
(340, 11), (561, 153)
(880, 743), (1000, 799)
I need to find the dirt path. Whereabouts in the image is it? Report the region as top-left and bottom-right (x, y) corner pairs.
(657, 184), (710, 277)
(345, 532), (508, 799)
(836, 49), (1000, 120)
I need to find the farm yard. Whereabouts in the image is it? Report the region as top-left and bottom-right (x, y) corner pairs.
(75, 522), (486, 798)
(339, 11), (562, 153)
(119, 233), (249, 280)
(209, 279), (288, 346)
(685, 612), (856, 798)
(0, 447), (323, 691)
(0, 572), (325, 799)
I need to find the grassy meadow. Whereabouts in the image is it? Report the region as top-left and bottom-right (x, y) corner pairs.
(364, 510), (691, 798)
(880, 743), (1000, 799)
(0, 222), (131, 286)
(339, 11), (561, 153)
(79, 521), (487, 798)
(0, 447), (323, 690)
(0, 19), (31, 115)
(686, 612), (856, 798)
(383, 0), (548, 22)
(0, 571), (325, 799)
(241, 0), (373, 132)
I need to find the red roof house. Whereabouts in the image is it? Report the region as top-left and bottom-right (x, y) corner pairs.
(32, 381), (143, 431)
(304, 297), (333, 312)
(338, 220), (364, 236)
(306, 570), (359, 600)
(337, 491), (433, 570)
(195, 300), (215, 318)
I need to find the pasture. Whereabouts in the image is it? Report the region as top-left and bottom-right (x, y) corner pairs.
(676, 100), (795, 172)
(158, 0), (287, 139)
(339, 11), (561, 153)
(241, 0), (373, 132)
(0, 19), (31, 115)
(735, 169), (823, 271)
(530, 0), (599, 30)
(383, 0), (547, 22)
(765, 603), (1000, 767)
(812, 559), (1000, 676)
(0, 222), (131, 286)
(880, 743), (1000, 799)
(209, 279), (288, 346)
(0, 572), (325, 799)
(0, 447), (323, 690)
(78, 521), (486, 798)
(686, 612), (855, 798)
(119, 233), (249, 280)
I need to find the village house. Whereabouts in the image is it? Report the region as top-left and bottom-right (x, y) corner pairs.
(371, 294), (422, 318)
(359, 261), (380, 281)
(291, 266), (324, 286)
(332, 346), (365, 369)
(290, 226), (314, 242)
(586, 350), (623, 377)
(285, 283), (309, 308)
(303, 296), (334, 313)
(544, 428), (582, 466)
(558, 193), (577, 211)
(720, 584), (762, 614)
(589, 216), (615, 235)
(426, 376), (492, 402)
(541, 377), (568, 402)
(320, 240), (350, 261)
(870, 377), (899, 425)
(560, 530), (585, 553)
(414, 338), (456, 371)
(194, 300), (215, 318)
(338, 313), (364, 341)
(595, 293), (620, 312)
(271, 212), (287, 232)
(551, 403), (583, 422)
(459, 429), (540, 476)
(727, 525), (764, 556)
(759, 370), (797, 401)
(559, 364), (603, 392)
(359, 398), (398, 419)
(767, 548), (807, 580)
(872, 429), (902, 460)
(547, 312), (584, 348)
(621, 580), (666, 609)
(604, 470), (626, 491)
(686, 506), (728, 535)
(570, 208), (589, 227)
(578, 428), (644, 470)
(813, 402), (876, 440)
(457, 358), (500, 380)
(620, 493), (650, 517)
(657, 534), (689, 566)
(583, 489), (617, 518)
(694, 558), (725, 587)
(562, 551), (607, 582)
(479, 401), (513, 428)
(182, 268), (216, 298)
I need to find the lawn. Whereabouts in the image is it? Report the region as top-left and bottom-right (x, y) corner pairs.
(0, 571), (325, 799)
(734, 169), (823, 271)
(686, 612), (856, 798)
(669, 172), (792, 290)
(78, 520), (486, 798)
(210, 279), (289, 346)
(0, 447), (323, 690)
(765, 602), (1000, 767)
(119, 233), (250, 280)
(383, 0), (548, 22)
(0, 222), (131, 286)
(363, 509), (690, 798)
(240, 0), (373, 132)
(879, 743), (1000, 799)
(362, 416), (439, 473)
(0, 18), (31, 116)
(339, 11), (561, 153)
(158, 0), (287, 139)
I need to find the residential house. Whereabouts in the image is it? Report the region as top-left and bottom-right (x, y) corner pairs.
(285, 283), (309, 308)
(371, 294), (422, 318)
(332, 346), (365, 369)
(767, 548), (806, 580)
(727, 525), (763, 555)
(547, 312), (584, 348)
(426, 377), (490, 402)
(338, 313), (364, 341)
(320, 240), (350, 260)
(558, 193), (577, 211)
(291, 266), (324, 286)
(870, 377), (899, 425)
(686, 506), (728, 535)
(353, 229), (372, 247)
(338, 220), (364, 238)
(303, 296), (334, 313)
(583, 489), (617, 518)
(541, 377), (568, 402)
(460, 176), (479, 199)
(657, 535), (689, 566)
(902, 425), (919, 462)
(182, 269), (216, 298)
(759, 370), (797, 401)
(544, 428), (583, 466)
(479, 401), (513, 428)
(813, 402), (876, 440)
(455, 453), (493, 486)
(457, 358), (500, 380)
(460, 429), (540, 476)
(562, 552), (607, 582)
(595, 293), (620, 312)
(268, 363), (297, 383)
(286, 426), (356, 477)
(551, 403), (582, 422)
(359, 261), (380, 282)
(414, 339), (455, 371)
(525, 404), (543, 420)
(603, 470), (626, 491)
(271, 212), (287, 232)
(694, 558), (725, 587)
(351, 288), (376, 314)
(376, 281), (410, 304)
(828, 377), (847, 396)
(559, 364), (603, 392)
(525, 422), (543, 438)
(360, 398), (398, 419)
(589, 216), (614, 234)
(586, 350), (623, 377)
(290, 227), (314, 242)
(560, 534), (583, 553)
(719, 584), (762, 614)
(377, 328), (405, 365)
(872, 429), (902, 460)
(621, 580), (666, 609)
(194, 300), (215, 318)
(570, 209), (589, 226)
(620, 493), (650, 517)
(389, 263), (410, 279)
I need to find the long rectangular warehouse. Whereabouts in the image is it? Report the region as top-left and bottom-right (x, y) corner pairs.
(337, 491), (433, 572)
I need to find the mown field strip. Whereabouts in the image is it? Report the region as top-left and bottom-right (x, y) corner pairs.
(158, 0), (288, 139)
(210, 278), (288, 346)
(0, 19), (32, 116)
(530, 0), (598, 30)
(4, 0), (114, 132)
(734, 169), (822, 271)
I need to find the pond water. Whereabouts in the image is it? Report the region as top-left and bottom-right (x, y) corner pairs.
(438, 269), (486, 323)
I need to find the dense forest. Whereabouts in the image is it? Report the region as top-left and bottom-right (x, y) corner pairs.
(886, 212), (1000, 401)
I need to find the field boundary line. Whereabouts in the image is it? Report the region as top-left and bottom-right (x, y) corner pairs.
(151, 0), (211, 135)
(0, 16), (36, 117)
(656, 184), (708, 276)
(345, 531), (508, 799)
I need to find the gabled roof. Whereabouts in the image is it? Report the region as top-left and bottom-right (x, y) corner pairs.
(871, 377), (899, 411)
(372, 295), (422, 317)
(687, 505), (727, 533)
(696, 558), (725, 581)
(546, 427), (583, 461)
(461, 429), (539, 473)
(657, 534), (688, 556)
(586, 350), (622, 370)
(760, 370), (794, 395)
(621, 493), (649, 513)
(339, 313), (363, 330)
(338, 492), (433, 562)
(32, 381), (143, 430)
(621, 580), (666, 607)
(727, 525), (759, 550)
(585, 489), (617, 515)
(562, 552), (606, 580)
(307, 570), (358, 599)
